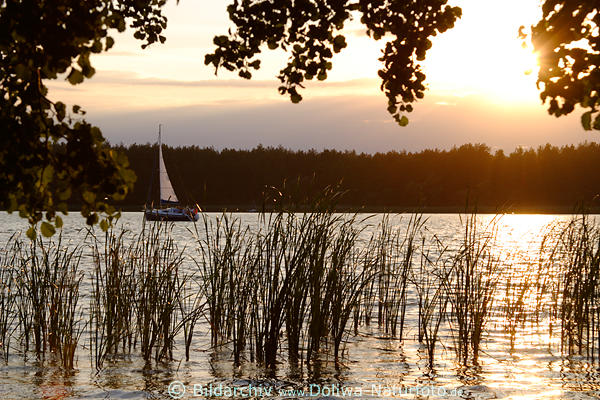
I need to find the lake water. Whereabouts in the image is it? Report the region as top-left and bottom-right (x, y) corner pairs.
(0, 212), (599, 400)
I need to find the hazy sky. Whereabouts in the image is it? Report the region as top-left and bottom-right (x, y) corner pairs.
(47, 0), (598, 152)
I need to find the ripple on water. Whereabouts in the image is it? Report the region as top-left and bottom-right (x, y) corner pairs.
(0, 212), (598, 399)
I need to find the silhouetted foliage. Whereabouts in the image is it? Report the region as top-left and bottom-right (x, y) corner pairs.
(0, 0), (171, 236)
(120, 142), (600, 211)
(211, 1), (599, 130)
(206, 0), (462, 126)
(526, 2), (599, 130)
(3, 0), (599, 232)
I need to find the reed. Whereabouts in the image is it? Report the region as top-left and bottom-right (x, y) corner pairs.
(193, 210), (379, 369)
(14, 233), (85, 368)
(502, 267), (534, 350)
(448, 214), (501, 366)
(251, 212), (291, 369)
(194, 213), (247, 351)
(414, 234), (451, 368)
(325, 216), (376, 360)
(3, 204), (564, 380)
(18, 239), (46, 356)
(377, 214), (425, 339)
(87, 221), (191, 368)
(374, 214), (400, 332)
(536, 228), (562, 330)
(89, 227), (137, 369)
(13, 240), (32, 355)
(0, 235), (18, 362)
(176, 276), (204, 362)
(283, 213), (313, 367)
(547, 215), (600, 361)
(134, 221), (185, 363)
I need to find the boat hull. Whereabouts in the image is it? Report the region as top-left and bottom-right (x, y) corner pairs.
(144, 208), (200, 222)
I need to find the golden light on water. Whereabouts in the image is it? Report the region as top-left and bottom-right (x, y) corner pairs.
(496, 214), (558, 243)
(480, 213), (561, 276)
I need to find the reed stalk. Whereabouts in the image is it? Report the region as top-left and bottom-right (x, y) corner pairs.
(448, 214), (501, 366)
(414, 234), (451, 369)
(134, 221), (185, 363)
(14, 233), (84, 368)
(89, 227), (137, 369)
(547, 215), (600, 361)
(0, 235), (18, 362)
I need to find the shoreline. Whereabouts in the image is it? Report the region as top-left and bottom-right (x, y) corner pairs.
(7, 204), (597, 215)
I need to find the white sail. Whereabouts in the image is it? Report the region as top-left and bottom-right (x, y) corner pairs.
(158, 130), (179, 204)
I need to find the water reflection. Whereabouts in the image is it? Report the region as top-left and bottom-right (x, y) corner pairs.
(0, 212), (598, 399)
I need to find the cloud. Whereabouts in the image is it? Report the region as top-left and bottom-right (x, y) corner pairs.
(435, 101), (456, 106)
(85, 92), (598, 153)
(103, 51), (140, 57)
(54, 70), (378, 89)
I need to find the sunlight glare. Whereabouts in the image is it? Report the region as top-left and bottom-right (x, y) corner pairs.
(421, 0), (543, 103)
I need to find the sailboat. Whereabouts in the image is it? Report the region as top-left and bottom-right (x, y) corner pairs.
(144, 127), (200, 222)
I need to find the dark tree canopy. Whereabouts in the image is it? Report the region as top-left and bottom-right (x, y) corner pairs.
(529, 2), (600, 130)
(205, 0), (462, 126)
(0, 0), (171, 236)
(119, 142), (600, 211)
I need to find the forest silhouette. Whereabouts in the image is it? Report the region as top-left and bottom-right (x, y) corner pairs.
(113, 142), (600, 213)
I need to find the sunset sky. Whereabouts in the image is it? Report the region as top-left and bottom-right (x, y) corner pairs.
(47, 0), (598, 152)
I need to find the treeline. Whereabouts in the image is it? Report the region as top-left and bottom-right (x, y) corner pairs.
(116, 142), (600, 212)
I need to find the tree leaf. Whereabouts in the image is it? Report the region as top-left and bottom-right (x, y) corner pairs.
(58, 187), (72, 201)
(82, 191), (96, 204)
(290, 93), (302, 104)
(67, 68), (84, 85)
(105, 36), (115, 51)
(333, 35), (347, 53)
(40, 221), (56, 237)
(99, 219), (109, 232)
(41, 165), (54, 186)
(55, 102), (66, 122)
(593, 114), (600, 131)
(86, 213), (99, 226)
(26, 227), (37, 241)
(582, 111), (592, 131)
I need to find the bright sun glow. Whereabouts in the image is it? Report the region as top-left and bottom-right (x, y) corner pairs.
(494, 214), (558, 255)
(421, 0), (543, 103)
(50, 0), (551, 114)
(327, 0), (544, 104)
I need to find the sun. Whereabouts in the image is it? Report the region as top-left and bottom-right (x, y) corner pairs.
(327, 0), (544, 104)
(420, 0), (543, 103)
